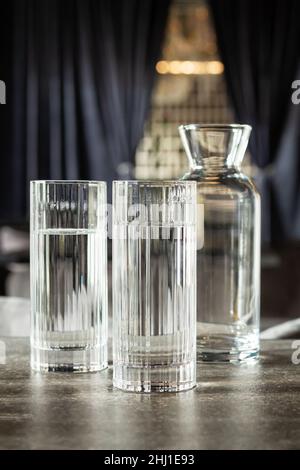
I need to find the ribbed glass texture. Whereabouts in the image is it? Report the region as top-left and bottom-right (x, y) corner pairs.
(30, 181), (107, 372)
(179, 124), (260, 363)
(113, 181), (197, 392)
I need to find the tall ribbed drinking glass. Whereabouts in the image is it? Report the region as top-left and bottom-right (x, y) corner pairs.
(30, 181), (107, 372)
(113, 181), (197, 392)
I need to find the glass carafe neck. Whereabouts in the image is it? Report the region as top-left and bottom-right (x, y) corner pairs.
(179, 124), (252, 177)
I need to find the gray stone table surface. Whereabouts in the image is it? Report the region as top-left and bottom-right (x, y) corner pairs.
(0, 338), (299, 450)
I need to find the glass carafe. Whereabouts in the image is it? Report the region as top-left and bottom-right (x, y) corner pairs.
(179, 124), (260, 362)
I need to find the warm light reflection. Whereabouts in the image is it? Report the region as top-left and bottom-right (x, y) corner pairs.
(156, 60), (224, 75)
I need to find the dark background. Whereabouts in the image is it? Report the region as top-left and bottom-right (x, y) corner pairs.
(0, 0), (300, 322)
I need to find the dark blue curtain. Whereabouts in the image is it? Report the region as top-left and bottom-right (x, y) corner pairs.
(209, 0), (300, 242)
(0, 0), (170, 220)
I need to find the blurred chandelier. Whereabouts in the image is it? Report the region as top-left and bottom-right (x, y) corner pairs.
(156, 60), (224, 75)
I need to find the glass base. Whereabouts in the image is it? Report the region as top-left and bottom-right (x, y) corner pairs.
(197, 348), (259, 363)
(113, 361), (196, 393)
(31, 344), (107, 373)
(197, 331), (259, 364)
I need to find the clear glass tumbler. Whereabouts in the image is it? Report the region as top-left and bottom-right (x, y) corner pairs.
(30, 180), (108, 372)
(113, 181), (197, 392)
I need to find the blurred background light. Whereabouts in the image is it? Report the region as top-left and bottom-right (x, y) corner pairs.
(156, 60), (224, 75)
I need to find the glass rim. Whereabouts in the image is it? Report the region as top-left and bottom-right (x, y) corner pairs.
(178, 123), (252, 132)
(113, 180), (197, 187)
(30, 180), (106, 186)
